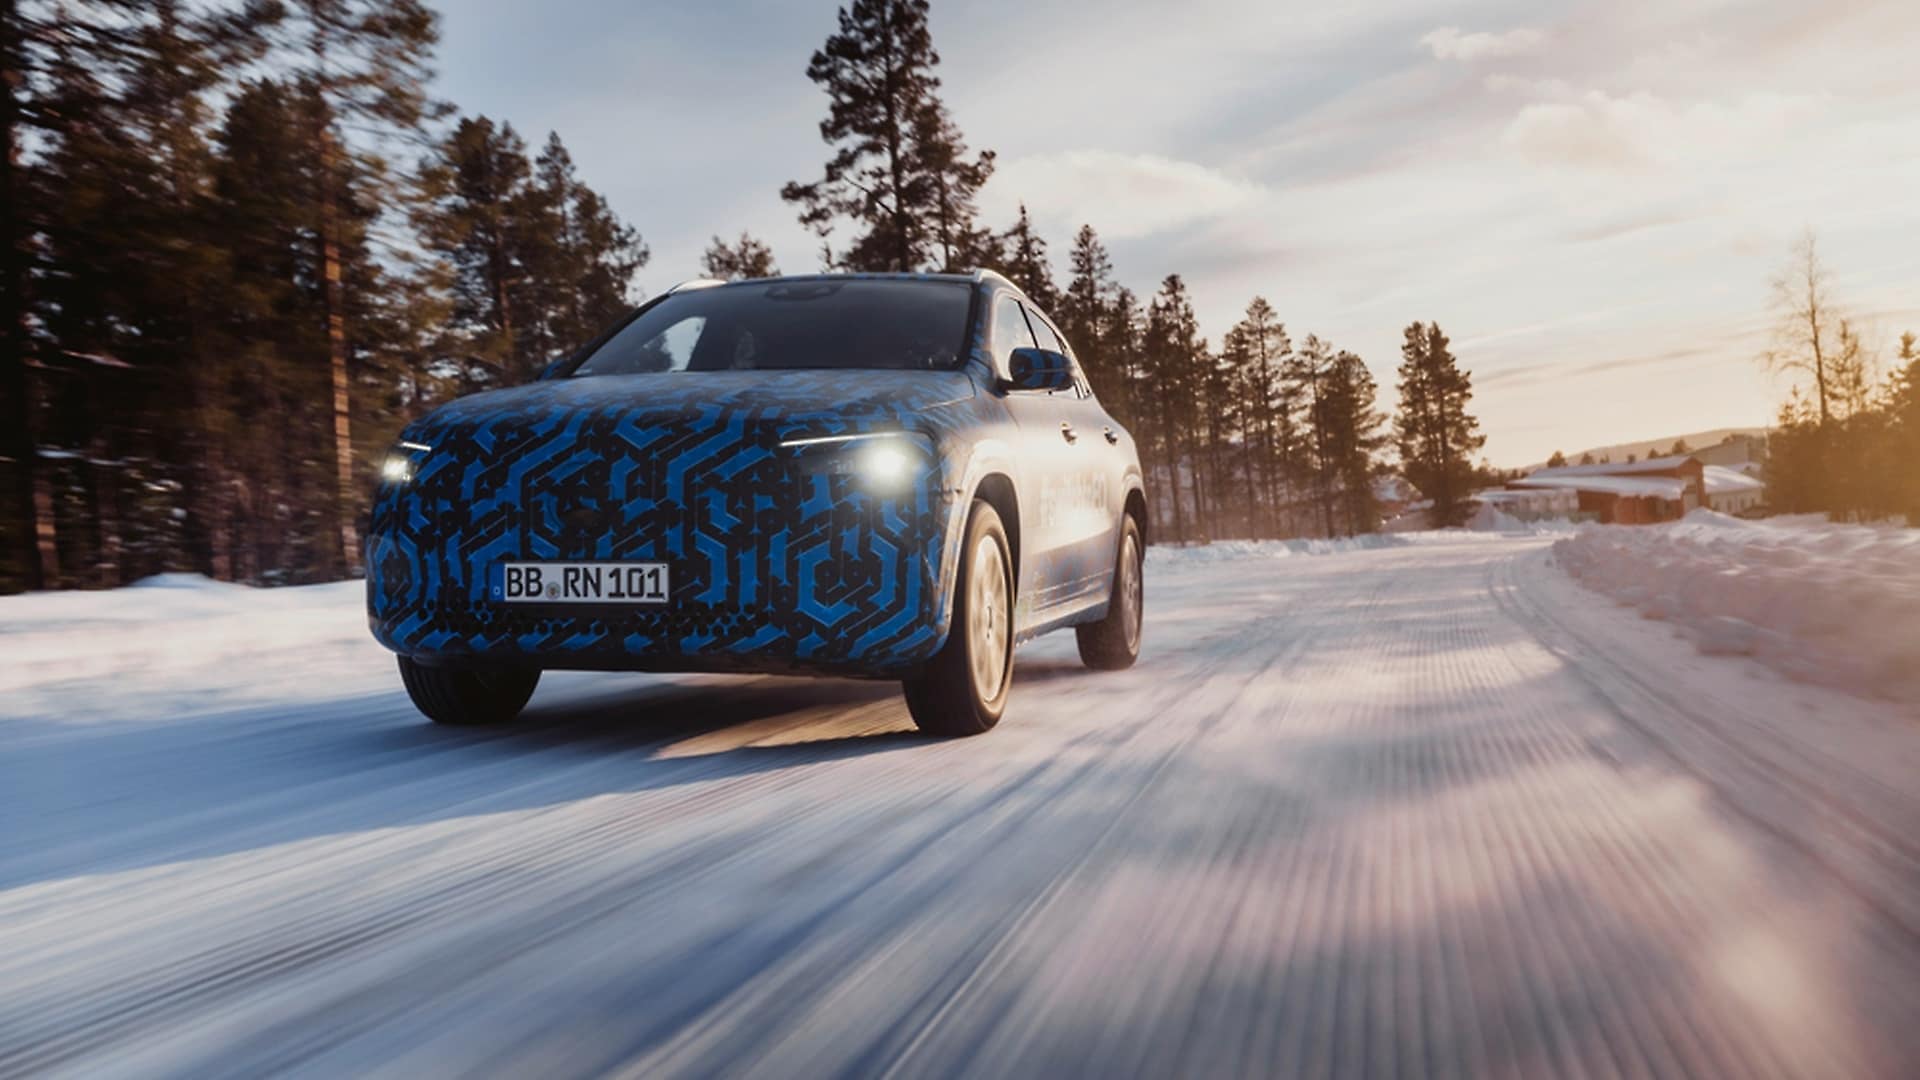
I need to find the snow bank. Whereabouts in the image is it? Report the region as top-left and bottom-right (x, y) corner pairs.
(1552, 512), (1920, 701)
(0, 574), (373, 718)
(1147, 534), (1410, 566)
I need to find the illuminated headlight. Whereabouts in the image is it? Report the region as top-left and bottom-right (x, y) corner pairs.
(381, 440), (431, 485)
(858, 443), (912, 488)
(780, 430), (926, 492)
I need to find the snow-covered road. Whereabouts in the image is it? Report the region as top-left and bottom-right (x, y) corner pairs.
(4, 536), (1917, 1078)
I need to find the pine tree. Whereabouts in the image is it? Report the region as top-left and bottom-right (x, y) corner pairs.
(418, 116), (540, 386)
(1145, 276), (1203, 542)
(1890, 333), (1920, 523)
(1226, 298), (1293, 536)
(702, 231), (779, 280)
(1102, 285), (1145, 436)
(277, 0), (445, 575)
(527, 132), (645, 363)
(3, 0), (278, 588)
(1290, 336), (1386, 537)
(1327, 351), (1388, 535)
(782, 0), (994, 272)
(996, 203), (1056, 309)
(1546, 450), (1567, 468)
(1393, 321), (1485, 527)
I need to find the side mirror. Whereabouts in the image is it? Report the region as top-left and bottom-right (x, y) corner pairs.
(534, 355), (573, 382)
(1006, 347), (1074, 392)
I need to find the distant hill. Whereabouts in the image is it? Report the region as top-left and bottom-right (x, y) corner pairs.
(1524, 427), (1768, 471)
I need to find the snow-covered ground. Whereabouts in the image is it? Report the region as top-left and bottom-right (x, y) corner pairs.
(1553, 510), (1920, 701)
(3, 534), (1917, 1076)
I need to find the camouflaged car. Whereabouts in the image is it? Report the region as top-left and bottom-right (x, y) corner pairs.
(367, 271), (1146, 735)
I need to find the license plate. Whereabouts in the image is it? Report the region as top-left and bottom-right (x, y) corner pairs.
(494, 562), (669, 604)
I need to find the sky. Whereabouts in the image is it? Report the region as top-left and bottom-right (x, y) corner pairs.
(433, 0), (1920, 466)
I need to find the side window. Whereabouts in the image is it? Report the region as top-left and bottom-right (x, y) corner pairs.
(991, 294), (1036, 372)
(1023, 307), (1092, 399)
(1025, 310), (1064, 354)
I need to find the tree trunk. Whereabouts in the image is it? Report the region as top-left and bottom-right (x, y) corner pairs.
(317, 120), (360, 576)
(1, 0), (53, 589)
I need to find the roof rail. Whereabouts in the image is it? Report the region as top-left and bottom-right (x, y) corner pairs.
(666, 278), (728, 294)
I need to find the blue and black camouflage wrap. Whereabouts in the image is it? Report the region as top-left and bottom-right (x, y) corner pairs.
(367, 366), (992, 675)
(1007, 346), (1075, 392)
(366, 271), (1144, 677)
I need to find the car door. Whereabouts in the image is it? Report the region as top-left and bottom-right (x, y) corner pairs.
(1024, 307), (1121, 610)
(987, 292), (1078, 619)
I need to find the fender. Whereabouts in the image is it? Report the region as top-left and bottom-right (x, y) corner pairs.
(924, 433), (1022, 656)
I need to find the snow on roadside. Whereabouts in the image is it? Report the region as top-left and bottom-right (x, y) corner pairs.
(0, 574), (379, 723)
(1552, 510), (1920, 702)
(1146, 534), (1411, 566)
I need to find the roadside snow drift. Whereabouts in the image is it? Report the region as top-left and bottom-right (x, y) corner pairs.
(1553, 511), (1920, 701)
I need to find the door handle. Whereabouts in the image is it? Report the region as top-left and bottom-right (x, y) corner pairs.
(1060, 421), (1078, 444)
(1102, 426), (1119, 445)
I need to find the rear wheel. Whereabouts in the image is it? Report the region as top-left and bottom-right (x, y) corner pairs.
(903, 500), (1014, 736)
(398, 656), (540, 726)
(1076, 514), (1143, 670)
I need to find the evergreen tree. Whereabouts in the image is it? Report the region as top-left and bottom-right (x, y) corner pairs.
(527, 132), (645, 364)
(1393, 321), (1485, 527)
(1291, 336), (1386, 537)
(1890, 333), (1920, 523)
(702, 231), (779, 280)
(417, 123), (643, 388)
(1056, 225), (1117, 399)
(1327, 351), (1387, 535)
(1225, 298), (1294, 536)
(276, 0), (445, 575)
(1546, 450), (1567, 468)
(1101, 285), (1146, 436)
(2, 0), (278, 588)
(1144, 276), (1203, 542)
(996, 203), (1056, 309)
(781, 0), (994, 272)
(418, 116), (542, 386)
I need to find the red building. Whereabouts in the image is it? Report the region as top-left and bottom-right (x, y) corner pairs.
(1507, 455), (1706, 524)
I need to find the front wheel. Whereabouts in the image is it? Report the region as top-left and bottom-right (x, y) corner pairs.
(903, 500), (1014, 736)
(398, 656), (540, 726)
(1076, 514), (1143, 670)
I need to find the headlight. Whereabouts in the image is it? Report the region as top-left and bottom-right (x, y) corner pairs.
(858, 442), (911, 487)
(381, 439), (432, 485)
(780, 430), (927, 493)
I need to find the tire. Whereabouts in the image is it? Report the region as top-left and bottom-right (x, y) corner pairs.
(903, 500), (1014, 736)
(398, 656), (540, 726)
(1076, 514), (1143, 671)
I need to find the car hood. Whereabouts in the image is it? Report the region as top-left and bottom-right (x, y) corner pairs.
(412, 368), (979, 437)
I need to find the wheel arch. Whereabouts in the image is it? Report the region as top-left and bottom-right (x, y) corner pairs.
(1124, 484), (1148, 547)
(971, 471), (1021, 585)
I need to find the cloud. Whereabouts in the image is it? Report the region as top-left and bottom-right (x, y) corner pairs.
(1499, 89), (1821, 170)
(1420, 26), (1545, 62)
(982, 149), (1267, 240)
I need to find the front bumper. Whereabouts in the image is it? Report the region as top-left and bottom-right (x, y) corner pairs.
(365, 426), (961, 676)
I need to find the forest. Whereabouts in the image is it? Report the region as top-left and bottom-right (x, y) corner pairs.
(1, 0), (1488, 593)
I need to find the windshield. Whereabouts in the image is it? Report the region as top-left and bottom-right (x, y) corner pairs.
(571, 279), (972, 376)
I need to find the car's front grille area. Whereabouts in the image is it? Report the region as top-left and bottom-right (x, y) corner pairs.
(367, 407), (953, 670)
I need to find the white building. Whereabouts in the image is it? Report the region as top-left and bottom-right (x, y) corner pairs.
(1703, 464), (1766, 515)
